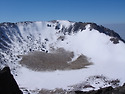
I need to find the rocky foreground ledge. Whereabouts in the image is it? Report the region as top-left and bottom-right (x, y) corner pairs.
(0, 67), (23, 94)
(75, 84), (125, 94)
(38, 84), (125, 94)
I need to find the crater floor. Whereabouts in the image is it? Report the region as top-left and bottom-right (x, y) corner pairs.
(20, 48), (92, 71)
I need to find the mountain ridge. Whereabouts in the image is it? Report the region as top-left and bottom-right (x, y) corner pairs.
(0, 20), (124, 50)
(0, 20), (125, 94)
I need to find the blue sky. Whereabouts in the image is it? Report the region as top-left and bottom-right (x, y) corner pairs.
(0, 0), (125, 24)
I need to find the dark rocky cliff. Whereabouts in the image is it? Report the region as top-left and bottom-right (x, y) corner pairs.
(0, 67), (22, 94)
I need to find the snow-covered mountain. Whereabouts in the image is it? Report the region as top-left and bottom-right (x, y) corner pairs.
(0, 20), (125, 93)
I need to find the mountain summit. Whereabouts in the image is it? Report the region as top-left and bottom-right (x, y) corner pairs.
(0, 20), (125, 94)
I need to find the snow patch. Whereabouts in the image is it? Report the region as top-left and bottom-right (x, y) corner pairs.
(57, 20), (74, 28)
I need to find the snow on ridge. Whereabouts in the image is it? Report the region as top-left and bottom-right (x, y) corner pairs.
(54, 26), (125, 84)
(56, 20), (74, 28)
(0, 20), (125, 93)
